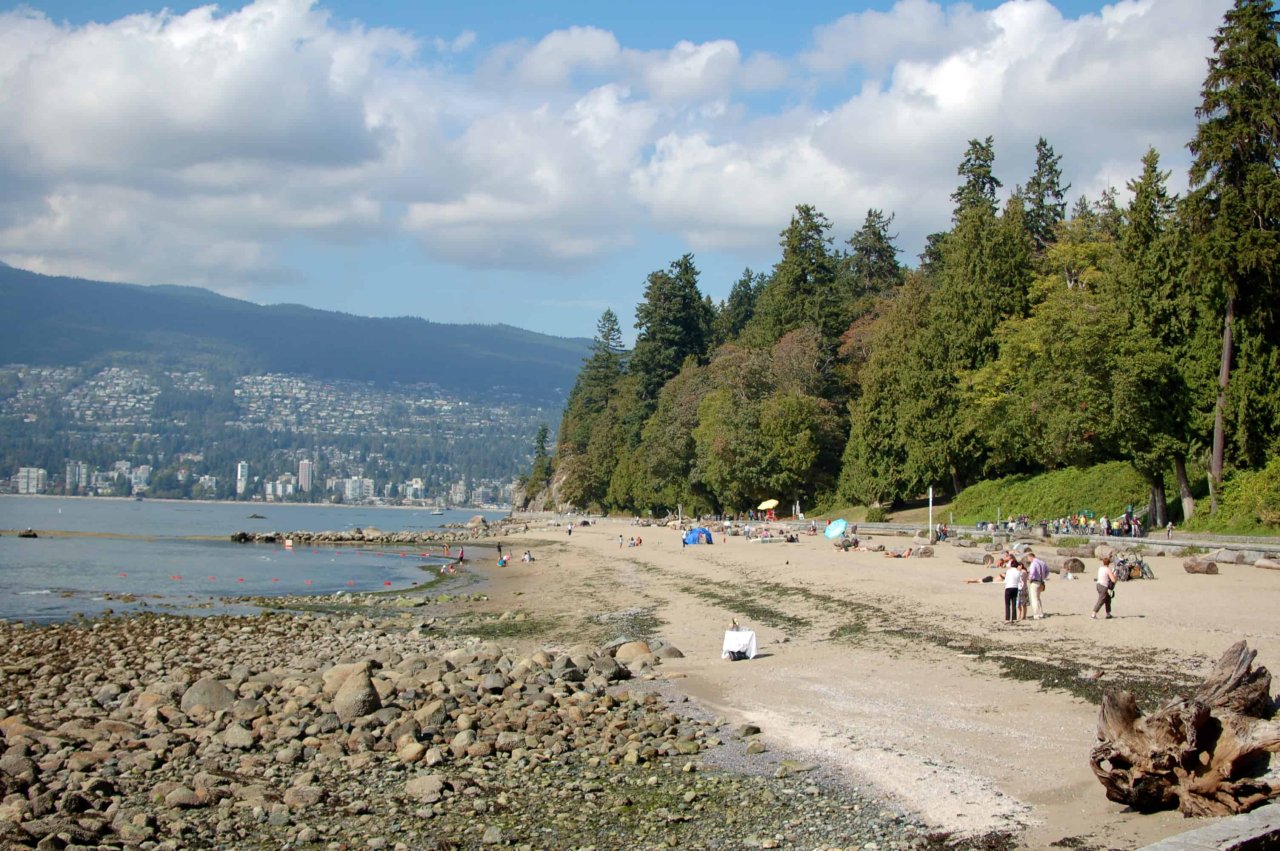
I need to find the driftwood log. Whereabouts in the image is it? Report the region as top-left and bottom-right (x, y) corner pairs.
(1090, 641), (1280, 816)
(959, 551), (995, 566)
(1256, 558), (1280, 571)
(1183, 559), (1219, 575)
(1057, 545), (1096, 559)
(1046, 555), (1085, 574)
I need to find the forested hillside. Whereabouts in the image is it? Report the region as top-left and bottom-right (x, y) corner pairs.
(530, 0), (1280, 531)
(0, 266), (589, 403)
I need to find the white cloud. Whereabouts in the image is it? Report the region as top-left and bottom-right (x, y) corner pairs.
(0, 0), (1237, 301)
(804, 0), (992, 74)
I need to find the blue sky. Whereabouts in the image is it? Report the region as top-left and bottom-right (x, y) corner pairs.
(0, 0), (1231, 341)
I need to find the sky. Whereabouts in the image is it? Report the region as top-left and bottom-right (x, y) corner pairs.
(0, 0), (1233, 341)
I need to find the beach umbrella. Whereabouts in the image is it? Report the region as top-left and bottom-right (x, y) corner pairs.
(823, 518), (848, 539)
(757, 498), (779, 510)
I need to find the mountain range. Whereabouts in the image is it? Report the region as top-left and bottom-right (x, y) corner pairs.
(0, 263), (590, 402)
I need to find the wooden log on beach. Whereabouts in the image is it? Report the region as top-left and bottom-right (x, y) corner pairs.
(952, 539), (975, 548)
(1254, 558), (1280, 571)
(1183, 559), (1219, 575)
(1091, 641), (1280, 816)
(1045, 555), (1084, 574)
(1056, 546), (1095, 559)
(1094, 544), (1116, 561)
(959, 552), (994, 566)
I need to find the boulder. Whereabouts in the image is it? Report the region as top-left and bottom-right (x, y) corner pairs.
(333, 669), (381, 724)
(613, 641), (652, 663)
(179, 678), (235, 714)
(322, 662), (370, 697)
(404, 774), (446, 804)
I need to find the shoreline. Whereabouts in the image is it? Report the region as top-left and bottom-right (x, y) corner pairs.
(4, 516), (1278, 848)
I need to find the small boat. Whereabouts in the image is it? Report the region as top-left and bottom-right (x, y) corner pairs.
(248, 513), (266, 519)
(431, 508), (445, 515)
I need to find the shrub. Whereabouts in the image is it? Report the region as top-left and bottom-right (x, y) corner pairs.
(865, 506), (888, 523)
(951, 462), (1158, 525)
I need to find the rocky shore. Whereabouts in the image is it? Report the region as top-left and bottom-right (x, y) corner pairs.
(227, 519), (530, 547)
(0, 606), (938, 850)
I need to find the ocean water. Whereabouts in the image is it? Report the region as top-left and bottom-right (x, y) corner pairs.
(0, 496), (505, 622)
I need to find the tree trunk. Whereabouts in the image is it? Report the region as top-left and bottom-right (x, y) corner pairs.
(1182, 559), (1219, 575)
(950, 466), (962, 500)
(959, 552), (994, 566)
(1147, 479), (1167, 530)
(1174, 455), (1195, 523)
(1210, 297), (1235, 514)
(1090, 641), (1280, 816)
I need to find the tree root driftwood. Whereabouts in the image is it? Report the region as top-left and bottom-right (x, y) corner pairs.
(1090, 641), (1280, 816)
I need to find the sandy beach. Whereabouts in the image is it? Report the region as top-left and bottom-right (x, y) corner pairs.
(474, 517), (1280, 849)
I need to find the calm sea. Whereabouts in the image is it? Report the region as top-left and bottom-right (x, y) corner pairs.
(0, 496), (505, 622)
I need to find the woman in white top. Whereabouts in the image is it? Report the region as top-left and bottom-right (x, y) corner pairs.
(1092, 557), (1119, 619)
(1003, 558), (1023, 622)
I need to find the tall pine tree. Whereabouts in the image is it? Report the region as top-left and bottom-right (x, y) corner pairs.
(1024, 137), (1071, 252)
(1185, 0), (1280, 510)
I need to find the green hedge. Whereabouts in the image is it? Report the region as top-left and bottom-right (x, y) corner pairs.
(951, 462), (1156, 525)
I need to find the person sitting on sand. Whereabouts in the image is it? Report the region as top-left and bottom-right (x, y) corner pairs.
(884, 547), (913, 558)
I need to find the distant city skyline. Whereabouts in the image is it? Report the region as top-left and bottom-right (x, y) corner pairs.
(0, 0), (1230, 341)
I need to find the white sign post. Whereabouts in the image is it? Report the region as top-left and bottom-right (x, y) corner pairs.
(928, 486), (934, 540)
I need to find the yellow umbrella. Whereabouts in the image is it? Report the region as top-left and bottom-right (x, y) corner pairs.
(757, 498), (779, 510)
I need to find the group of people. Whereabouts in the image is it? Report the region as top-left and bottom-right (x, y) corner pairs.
(1001, 550), (1050, 622)
(996, 549), (1123, 622)
(617, 534), (644, 548)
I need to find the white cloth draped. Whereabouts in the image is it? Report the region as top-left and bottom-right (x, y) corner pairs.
(722, 629), (758, 660)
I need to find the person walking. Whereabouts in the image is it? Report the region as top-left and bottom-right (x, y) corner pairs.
(1026, 551), (1048, 619)
(1003, 556), (1022, 623)
(1092, 556), (1119, 619)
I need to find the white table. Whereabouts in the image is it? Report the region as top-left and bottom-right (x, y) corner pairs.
(722, 629), (758, 660)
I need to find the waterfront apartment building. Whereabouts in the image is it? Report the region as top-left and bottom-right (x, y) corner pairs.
(298, 459), (313, 493)
(65, 460), (91, 493)
(16, 467), (48, 494)
(235, 461), (249, 496)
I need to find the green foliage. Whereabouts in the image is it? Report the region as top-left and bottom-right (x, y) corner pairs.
(864, 506), (888, 523)
(844, 209), (905, 297)
(748, 205), (842, 346)
(1185, 0), (1280, 492)
(951, 136), (1002, 219)
(630, 255), (713, 406)
(950, 462), (1160, 524)
(1186, 454), (1280, 533)
(713, 269), (765, 346)
(1024, 137), (1070, 251)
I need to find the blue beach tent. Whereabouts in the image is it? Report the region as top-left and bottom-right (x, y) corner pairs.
(683, 527), (713, 545)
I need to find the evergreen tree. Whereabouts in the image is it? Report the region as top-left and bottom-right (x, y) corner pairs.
(1185, 0), (1280, 509)
(845, 209), (905, 296)
(630, 255), (713, 406)
(1024, 137), (1071, 251)
(714, 269), (764, 345)
(951, 136), (1002, 219)
(748, 205), (842, 346)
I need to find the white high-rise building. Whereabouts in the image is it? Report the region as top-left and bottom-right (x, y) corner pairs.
(16, 467), (48, 494)
(235, 461), (250, 496)
(298, 459), (313, 493)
